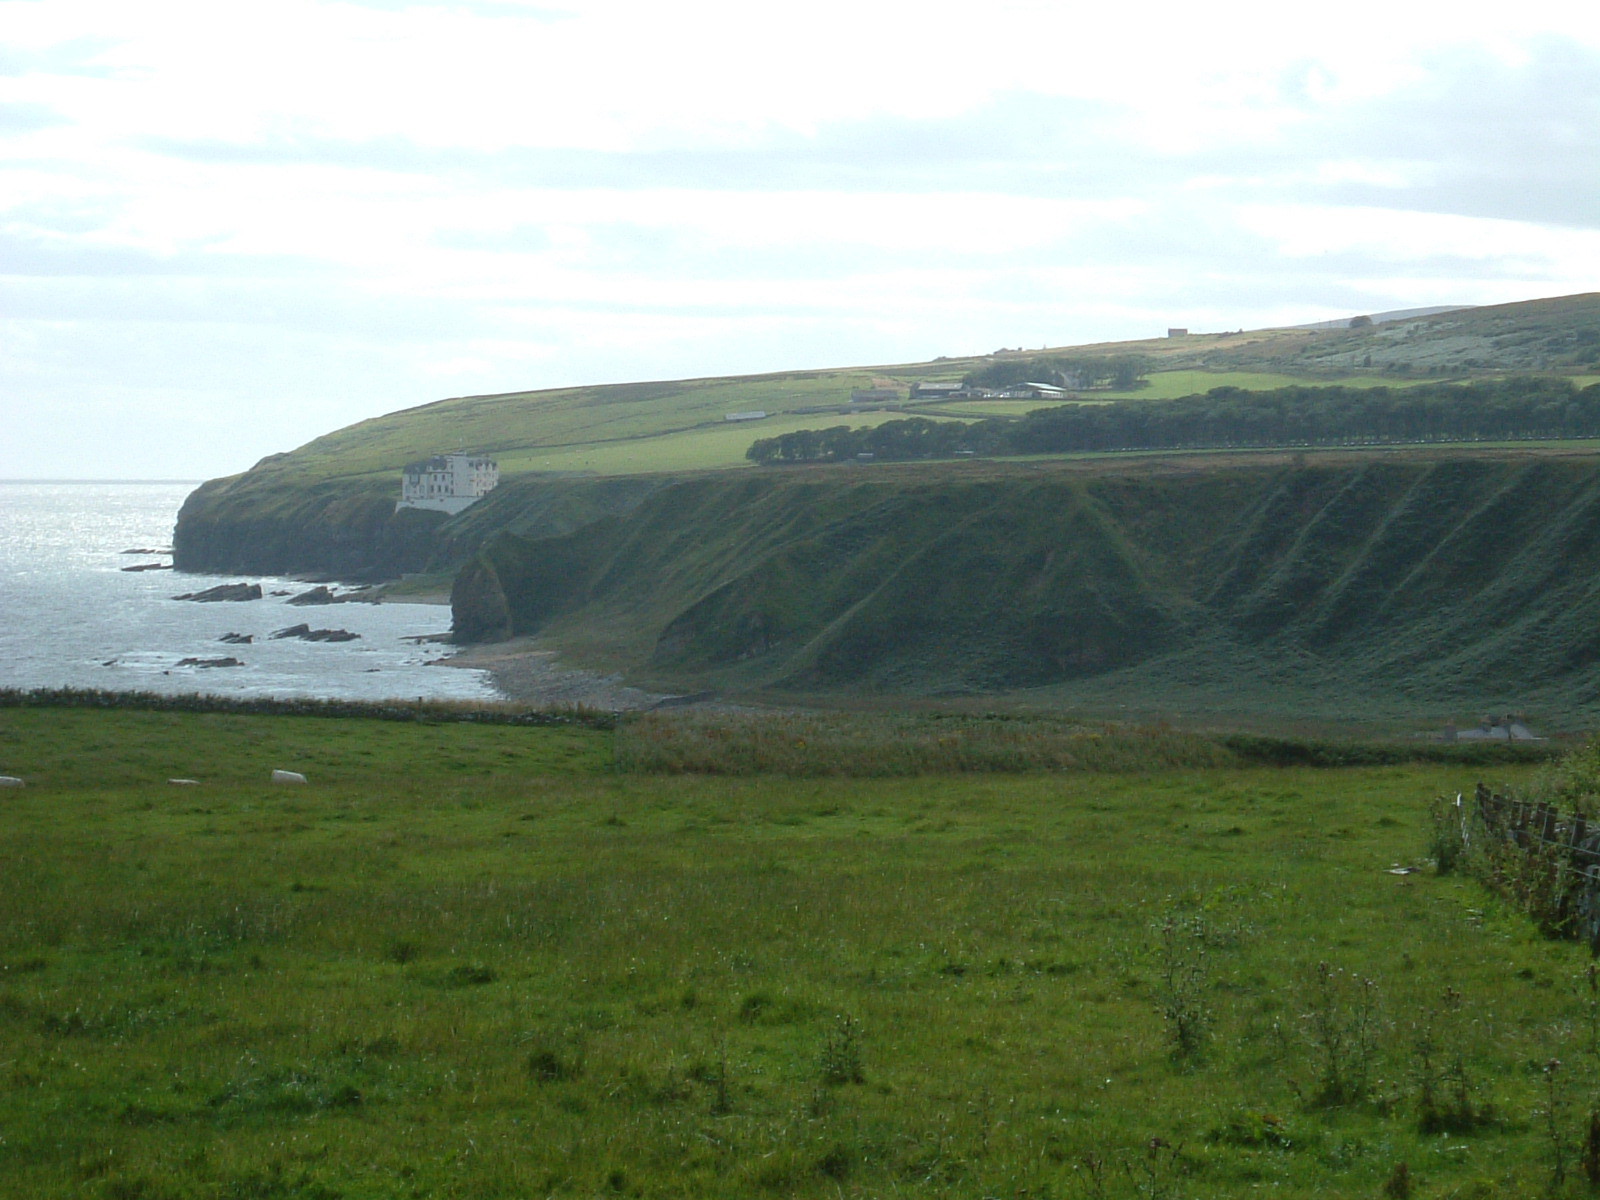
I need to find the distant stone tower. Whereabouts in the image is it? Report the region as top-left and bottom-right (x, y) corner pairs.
(396, 454), (499, 515)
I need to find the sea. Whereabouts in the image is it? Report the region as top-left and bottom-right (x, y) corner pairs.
(0, 481), (500, 702)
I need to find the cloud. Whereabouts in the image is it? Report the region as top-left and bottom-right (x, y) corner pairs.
(131, 90), (1135, 197)
(0, 100), (68, 134)
(0, 34), (120, 79)
(1172, 39), (1600, 231)
(4, 0), (1600, 477)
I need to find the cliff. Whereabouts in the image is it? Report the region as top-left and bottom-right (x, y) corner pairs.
(172, 473), (444, 579)
(454, 453), (1600, 715)
(173, 466), (665, 581)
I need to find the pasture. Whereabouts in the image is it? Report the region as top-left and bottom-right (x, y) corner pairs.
(0, 703), (1593, 1198)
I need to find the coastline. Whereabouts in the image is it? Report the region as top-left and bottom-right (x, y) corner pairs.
(442, 637), (670, 710)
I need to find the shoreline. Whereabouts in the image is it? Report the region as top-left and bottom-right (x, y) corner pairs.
(442, 637), (670, 710)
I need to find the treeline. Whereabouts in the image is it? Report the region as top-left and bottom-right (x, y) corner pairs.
(963, 353), (1148, 391)
(747, 377), (1600, 465)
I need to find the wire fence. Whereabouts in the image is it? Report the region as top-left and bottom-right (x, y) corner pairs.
(1446, 783), (1600, 948)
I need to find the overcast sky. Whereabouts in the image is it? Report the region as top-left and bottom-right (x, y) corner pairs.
(4, 0), (1599, 479)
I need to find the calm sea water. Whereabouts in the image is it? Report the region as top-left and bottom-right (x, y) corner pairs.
(0, 482), (499, 701)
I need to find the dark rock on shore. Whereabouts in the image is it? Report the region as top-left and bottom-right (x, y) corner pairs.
(286, 585), (381, 606)
(270, 623), (361, 642)
(173, 582), (262, 602)
(175, 656), (244, 668)
(121, 562), (172, 572)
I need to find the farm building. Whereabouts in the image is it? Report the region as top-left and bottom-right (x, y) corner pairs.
(908, 381), (975, 399)
(396, 454), (499, 515)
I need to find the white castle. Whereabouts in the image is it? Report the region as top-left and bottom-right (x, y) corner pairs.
(396, 454), (500, 515)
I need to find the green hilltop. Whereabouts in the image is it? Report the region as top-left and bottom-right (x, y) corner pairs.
(173, 291), (1600, 580)
(195, 291), (1600, 489)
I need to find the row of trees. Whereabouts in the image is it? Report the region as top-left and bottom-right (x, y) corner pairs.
(746, 378), (1600, 466)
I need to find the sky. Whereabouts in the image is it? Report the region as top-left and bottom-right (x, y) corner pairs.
(3, 0), (1599, 479)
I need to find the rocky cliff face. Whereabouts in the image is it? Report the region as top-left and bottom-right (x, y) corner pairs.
(173, 476), (447, 579)
(455, 454), (1600, 710)
(172, 469), (665, 582)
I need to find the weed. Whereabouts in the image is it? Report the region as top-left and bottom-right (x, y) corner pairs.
(737, 991), (774, 1022)
(1071, 1152), (1110, 1200)
(1302, 962), (1382, 1107)
(443, 963), (496, 986)
(1381, 1161), (1412, 1199)
(526, 1042), (582, 1083)
(1584, 964), (1600, 1058)
(1584, 1109), (1600, 1186)
(815, 1142), (853, 1181)
(1120, 1137), (1184, 1200)
(1414, 986), (1491, 1133)
(1540, 1058), (1569, 1189)
(1153, 909), (1210, 1062)
(1207, 1109), (1293, 1149)
(818, 1013), (865, 1085)
(703, 1038), (732, 1115)
(1428, 793), (1467, 874)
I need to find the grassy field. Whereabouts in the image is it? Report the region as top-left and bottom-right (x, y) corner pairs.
(4, 701), (1598, 1198)
(1090, 369), (1440, 401)
(492, 409), (941, 477)
(477, 368), (1438, 475)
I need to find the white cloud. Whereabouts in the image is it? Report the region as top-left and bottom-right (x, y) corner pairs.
(3, 0), (1600, 476)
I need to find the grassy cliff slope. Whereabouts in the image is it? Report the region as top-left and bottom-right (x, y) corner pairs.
(455, 451), (1600, 722)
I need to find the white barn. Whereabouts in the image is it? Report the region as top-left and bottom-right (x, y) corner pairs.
(396, 454), (499, 515)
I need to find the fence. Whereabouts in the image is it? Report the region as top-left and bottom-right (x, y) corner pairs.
(1450, 782), (1600, 949)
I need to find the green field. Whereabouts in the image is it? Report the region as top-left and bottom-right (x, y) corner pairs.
(1091, 369), (1442, 401)
(284, 370), (1441, 481)
(494, 409), (941, 477)
(4, 702), (1598, 1198)
(254, 368), (966, 486)
(482, 370), (1433, 475)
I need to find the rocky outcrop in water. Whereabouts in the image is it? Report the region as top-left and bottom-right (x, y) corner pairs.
(270, 624), (360, 642)
(175, 656), (244, 668)
(286, 585), (379, 606)
(218, 633), (254, 645)
(173, 583), (262, 602)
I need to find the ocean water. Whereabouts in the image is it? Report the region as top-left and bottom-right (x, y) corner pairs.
(0, 481), (499, 701)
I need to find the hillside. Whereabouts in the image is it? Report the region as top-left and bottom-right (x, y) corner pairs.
(453, 451), (1600, 725)
(173, 293), (1600, 579)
